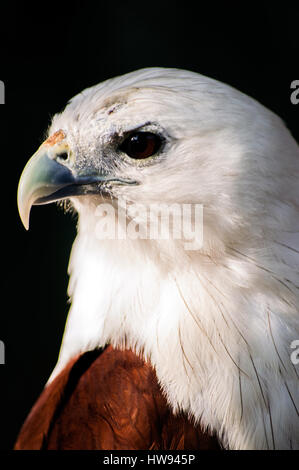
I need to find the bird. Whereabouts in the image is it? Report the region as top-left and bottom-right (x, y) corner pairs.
(16, 67), (299, 450)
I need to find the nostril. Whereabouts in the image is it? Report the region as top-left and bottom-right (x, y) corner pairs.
(57, 152), (69, 162)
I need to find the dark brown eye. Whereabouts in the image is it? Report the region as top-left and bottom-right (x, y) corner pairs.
(119, 132), (162, 159)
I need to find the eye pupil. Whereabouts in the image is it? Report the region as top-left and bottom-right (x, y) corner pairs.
(57, 152), (68, 161)
(120, 132), (162, 159)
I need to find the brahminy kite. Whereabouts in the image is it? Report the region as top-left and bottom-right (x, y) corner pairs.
(16, 68), (299, 450)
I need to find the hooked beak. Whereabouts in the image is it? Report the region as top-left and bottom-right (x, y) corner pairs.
(17, 130), (136, 230)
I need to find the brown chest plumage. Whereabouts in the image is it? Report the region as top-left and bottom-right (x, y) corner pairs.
(14, 346), (220, 450)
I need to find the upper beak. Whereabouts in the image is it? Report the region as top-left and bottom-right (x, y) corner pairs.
(17, 132), (136, 230)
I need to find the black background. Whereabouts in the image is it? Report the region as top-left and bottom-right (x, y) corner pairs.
(0, 1), (298, 451)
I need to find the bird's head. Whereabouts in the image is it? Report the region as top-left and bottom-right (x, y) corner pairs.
(18, 67), (297, 263)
